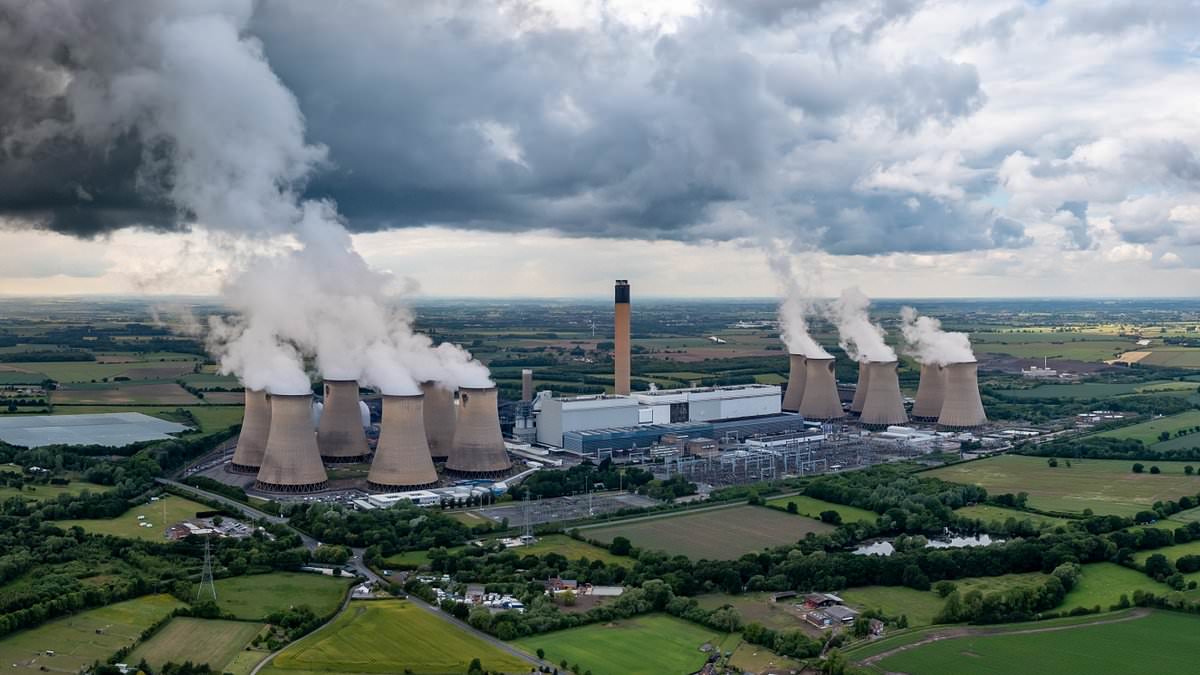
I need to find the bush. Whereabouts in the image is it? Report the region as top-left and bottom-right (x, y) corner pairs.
(1132, 463), (1145, 474)
(1150, 466), (1162, 474)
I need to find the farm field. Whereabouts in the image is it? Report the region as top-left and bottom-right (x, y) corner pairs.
(0, 478), (109, 502)
(954, 504), (1073, 529)
(0, 594), (184, 673)
(52, 381), (201, 405)
(1139, 348), (1200, 369)
(1094, 410), (1200, 446)
(971, 335), (1134, 362)
(212, 572), (352, 620)
(129, 617), (263, 672)
(765, 494), (878, 524)
(0, 359), (198, 383)
(57, 494), (213, 541)
(583, 505), (833, 560)
(263, 600), (530, 675)
(513, 614), (730, 675)
(1132, 539), (1200, 570)
(952, 572), (1050, 596)
(836, 586), (945, 627)
(1063, 563), (1167, 611)
(925, 454), (1200, 517)
(870, 610), (1200, 675)
(996, 380), (1183, 400)
(694, 592), (807, 631)
(508, 534), (633, 566)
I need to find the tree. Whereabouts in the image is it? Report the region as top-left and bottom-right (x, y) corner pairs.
(1047, 458), (1058, 468)
(1132, 463), (1145, 474)
(819, 510), (842, 526)
(786, 501), (798, 514)
(1159, 431), (1171, 442)
(1144, 553), (1173, 581)
(609, 536), (632, 556)
(561, 590), (576, 606)
(1150, 466), (1161, 474)
(1186, 465), (1195, 476)
(536, 648), (545, 660)
(467, 658), (483, 675)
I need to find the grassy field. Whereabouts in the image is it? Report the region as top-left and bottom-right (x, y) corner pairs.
(57, 494), (213, 541)
(953, 504), (1073, 529)
(971, 335), (1134, 362)
(0, 594), (184, 673)
(837, 586), (946, 627)
(871, 610), (1200, 675)
(1140, 349), (1200, 369)
(765, 494), (878, 524)
(996, 380), (1180, 400)
(925, 454), (1200, 517)
(1063, 563), (1167, 611)
(508, 534), (634, 566)
(694, 592), (807, 631)
(129, 617), (263, 672)
(1, 360), (198, 383)
(952, 572), (1050, 596)
(52, 381), (201, 405)
(584, 505), (834, 560)
(0, 478), (109, 502)
(513, 614), (729, 675)
(1132, 539), (1200, 569)
(212, 572), (351, 620)
(1095, 410), (1200, 446)
(263, 600), (530, 675)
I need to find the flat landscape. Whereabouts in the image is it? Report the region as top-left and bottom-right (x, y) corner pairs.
(52, 381), (202, 405)
(694, 592), (809, 631)
(925, 455), (1200, 516)
(0, 477), (109, 502)
(212, 572), (352, 620)
(506, 534), (633, 566)
(1063, 563), (1167, 611)
(513, 614), (729, 675)
(263, 600), (530, 675)
(129, 617), (263, 672)
(0, 594), (184, 673)
(583, 505), (834, 560)
(57, 494), (213, 541)
(838, 586), (947, 627)
(1094, 410), (1200, 446)
(953, 504), (1073, 529)
(765, 494), (878, 524)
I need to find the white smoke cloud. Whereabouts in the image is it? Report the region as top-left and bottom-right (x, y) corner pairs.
(826, 287), (896, 362)
(899, 306), (975, 365)
(767, 252), (830, 358)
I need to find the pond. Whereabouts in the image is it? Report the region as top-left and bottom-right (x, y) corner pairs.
(853, 533), (1002, 556)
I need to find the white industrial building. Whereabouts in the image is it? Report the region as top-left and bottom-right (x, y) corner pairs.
(536, 394), (641, 447)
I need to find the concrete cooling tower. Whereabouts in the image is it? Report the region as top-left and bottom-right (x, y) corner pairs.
(421, 381), (457, 462)
(614, 280), (631, 395)
(368, 394), (438, 491)
(798, 356), (844, 421)
(781, 354), (806, 412)
(858, 361), (908, 428)
(911, 364), (946, 421)
(317, 379), (369, 463)
(255, 393), (328, 493)
(445, 386), (512, 477)
(938, 361), (987, 429)
(849, 364), (871, 414)
(230, 389), (270, 473)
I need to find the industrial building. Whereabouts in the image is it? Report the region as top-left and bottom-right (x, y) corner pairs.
(536, 394), (641, 448)
(633, 383), (781, 423)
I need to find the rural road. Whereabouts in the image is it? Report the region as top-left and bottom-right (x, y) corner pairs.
(857, 607), (1153, 669)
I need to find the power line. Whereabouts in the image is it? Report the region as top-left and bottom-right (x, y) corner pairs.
(196, 537), (217, 602)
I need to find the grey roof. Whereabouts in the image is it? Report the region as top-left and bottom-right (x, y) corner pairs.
(0, 413), (189, 448)
(824, 605), (859, 620)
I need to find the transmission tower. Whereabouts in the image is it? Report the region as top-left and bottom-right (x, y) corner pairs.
(522, 492), (533, 538)
(196, 537), (217, 602)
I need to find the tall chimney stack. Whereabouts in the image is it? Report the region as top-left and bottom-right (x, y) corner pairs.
(445, 386), (512, 477)
(255, 393), (328, 493)
(858, 361), (908, 428)
(368, 394), (438, 490)
(849, 363), (871, 415)
(798, 356), (845, 420)
(781, 354), (807, 412)
(938, 362), (987, 429)
(614, 280), (631, 395)
(421, 381), (456, 462)
(317, 380), (370, 463)
(911, 364), (946, 421)
(521, 369), (534, 402)
(231, 389), (270, 473)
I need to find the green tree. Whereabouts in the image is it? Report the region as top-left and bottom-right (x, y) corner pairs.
(786, 501), (798, 514)
(1047, 458), (1058, 467)
(1150, 465), (1161, 474)
(609, 536), (632, 556)
(1132, 463), (1145, 474)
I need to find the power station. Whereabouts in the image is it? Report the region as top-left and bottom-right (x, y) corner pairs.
(230, 389), (270, 473)
(781, 354), (806, 412)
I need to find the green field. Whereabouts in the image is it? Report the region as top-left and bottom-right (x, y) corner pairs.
(0, 478), (110, 503)
(1132, 539), (1200, 571)
(926, 454), (1200, 517)
(765, 494), (878, 524)
(513, 614), (729, 675)
(1140, 349), (1200, 369)
(263, 600), (530, 675)
(694, 592), (806, 631)
(0, 359), (198, 383)
(1095, 410), (1200, 446)
(838, 586), (946, 627)
(1063, 563), (1167, 611)
(129, 617), (263, 672)
(871, 610), (1200, 675)
(972, 334), (1134, 362)
(997, 380), (1182, 400)
(211, 572), (352, 620)
(510, 534), (633, 565)
(952, 572), (1051, 596)
(583, 505), (833, 560)
(57, 494), (213, 541)
(953, 504), (1073, 529)
(0, 594), (184, 673)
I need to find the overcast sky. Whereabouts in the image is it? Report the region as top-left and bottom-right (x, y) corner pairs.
(2, 0), (1200, 298)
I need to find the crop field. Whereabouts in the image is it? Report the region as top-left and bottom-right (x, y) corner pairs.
(513, 614), (731, 675)
(212, 572), (351, 620)
(57, 494), (213, 541)
(765, 494), (878, 524)
(1095, 410), (1200, 446)
(925, 455), (1200, 517)
(835, 586), (946, 627)
(0, 594), (184, 673)
(129, 617), (263, 672)
(1063, 563), (1167, 611)
(584, 505), (834, 560)
(951, 572), (1050, 596)
(870, 610), (1200, 675)
(0, 359), (198, 383)
(694, 592), (807, 631)
(508, 534), (633, 566)
(52, 382), (201, 405)
(953, 504), (1073, 529)
(971, 334), (1134, 362)
(1139, 348), (1200, 369)
(263, 600), (530, 675)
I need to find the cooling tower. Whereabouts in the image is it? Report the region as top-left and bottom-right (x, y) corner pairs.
(255, 393), (328, 493)
(317, 379), (369, 463)
(938, 361), (987, 429)
(521, 369), (534, 402)
(798, 357), (844, 420)
(781, 354), (806, 412)
(859, 361), (908, 428)
(849, 363), (871, 414)
(421, 380), (456, 462)
(911, 364), (946, 421)
(368, 394), (438, 490)
(230, 389), (270, 473)
(614, 280), (631, 395)
(445, 386), (512, 477)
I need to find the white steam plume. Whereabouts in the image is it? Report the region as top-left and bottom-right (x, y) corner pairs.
(767, 252), (830, 358)
(899, 306), (975, 365)
(826, 287), (896, 362)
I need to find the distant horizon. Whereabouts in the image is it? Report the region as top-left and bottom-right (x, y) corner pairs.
(4, 293), (1200, 303)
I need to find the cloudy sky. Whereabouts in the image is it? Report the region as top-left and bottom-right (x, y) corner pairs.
(2, 0), (1199, 298)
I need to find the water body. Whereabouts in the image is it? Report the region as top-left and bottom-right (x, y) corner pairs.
(853, 533), (1001, 556)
